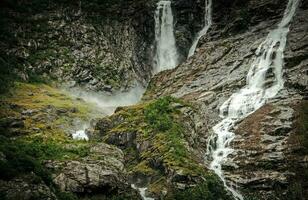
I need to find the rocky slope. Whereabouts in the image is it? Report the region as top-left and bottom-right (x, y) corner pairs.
(92, 96), (233, 199)
(0, 0), (154, 92)
(0, 83), (140, 199)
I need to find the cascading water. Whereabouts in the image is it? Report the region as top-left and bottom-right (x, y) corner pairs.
(207, 0), (300, 199)
(154, 0), (178, 73)
(131, 184), (155, 200)
(188, 0), (212, 58)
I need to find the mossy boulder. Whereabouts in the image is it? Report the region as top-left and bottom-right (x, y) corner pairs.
(94, 96), (231, 199)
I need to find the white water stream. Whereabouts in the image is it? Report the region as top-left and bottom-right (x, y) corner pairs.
(154, 0), (178, 73)
(131, 184), (155, 200)
(207, 0), (300, 199)
(188, 0), (212, 57)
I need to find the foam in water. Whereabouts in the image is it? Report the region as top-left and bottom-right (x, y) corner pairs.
(72, 129), (89, 141)
(207, 0), (300, 199)
(154, 0), (178, 73)
(188, 0), (212, 58)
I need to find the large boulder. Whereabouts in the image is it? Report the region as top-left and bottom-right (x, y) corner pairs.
(46, 143), (140, 199)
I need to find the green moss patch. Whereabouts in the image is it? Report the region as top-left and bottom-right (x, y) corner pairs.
(0, 82), (103, 199)
(0, 82), (101, 138)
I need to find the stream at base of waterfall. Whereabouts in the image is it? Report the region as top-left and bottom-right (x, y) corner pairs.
(207, 0), (300, 199)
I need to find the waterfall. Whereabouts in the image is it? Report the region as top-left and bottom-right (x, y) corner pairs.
(207, 0), (300, 199)
(154, 0), (178, 73)
(188, 0), (212, 58)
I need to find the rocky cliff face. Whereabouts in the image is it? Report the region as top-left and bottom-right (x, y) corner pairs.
(142, 0), (308, 199)
(0, 0), (153, 92)
(0, 0), (307, 199)
(0, 0), (205, 93)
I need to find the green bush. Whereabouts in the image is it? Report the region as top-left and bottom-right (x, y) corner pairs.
(0, 136), (89, 182)
(144, 96), (176, 131)
(0, 136), (52, 184)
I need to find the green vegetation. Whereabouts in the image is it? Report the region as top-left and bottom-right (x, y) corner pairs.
(0, 134), (92, 200)
(144, 96), (176, 131)
(0, 135), (89, 181)
(0, 82), (99, 132)
(103, 96), (221, 196)
(142, 96), (203, 176)
(108, 96), (202, 176)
